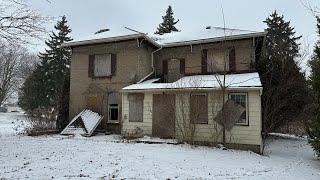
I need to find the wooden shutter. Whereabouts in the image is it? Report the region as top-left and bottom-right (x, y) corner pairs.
(111, 53), (117, 76)
(163, 60), (168, 75)
(229, 48), (236, 72)
(88, 55), (95, 77)
(180, 58), (185, 74)
(201, 49), (208, 74)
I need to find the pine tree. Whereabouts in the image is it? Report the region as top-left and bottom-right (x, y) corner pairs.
(19, 16), (72, 130)
(155, 5), (180, 35)
(308, 16), (320, 157)
(257, 11), (308, 133)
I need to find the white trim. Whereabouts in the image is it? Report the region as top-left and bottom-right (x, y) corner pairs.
(229, 92), (249, 126)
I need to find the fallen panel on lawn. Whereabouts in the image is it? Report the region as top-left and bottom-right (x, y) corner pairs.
(60, 109), (103, 137)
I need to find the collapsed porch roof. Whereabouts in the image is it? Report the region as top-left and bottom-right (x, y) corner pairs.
(122, 72), (262, 92)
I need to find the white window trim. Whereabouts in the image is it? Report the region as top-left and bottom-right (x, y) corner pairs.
(108, 104), (119, 123)
(228, 92), (249, 126)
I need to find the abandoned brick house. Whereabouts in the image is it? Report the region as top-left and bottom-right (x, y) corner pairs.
(62, 26), (265, 153)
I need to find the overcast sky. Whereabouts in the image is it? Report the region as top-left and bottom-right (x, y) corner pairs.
(28, 0), (320, 70)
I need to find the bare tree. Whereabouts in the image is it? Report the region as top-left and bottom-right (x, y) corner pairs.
(0, 42), (33, 106)
(0, 0), (51, 44)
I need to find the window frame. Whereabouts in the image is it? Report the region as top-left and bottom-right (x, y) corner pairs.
(108, 103), (119, 123)
(228, 92), (249, 126)
(94, 53), (112, 78)
(190, 93), (208, 124)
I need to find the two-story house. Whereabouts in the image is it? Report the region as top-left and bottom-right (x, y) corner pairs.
(62, 26), (265, 153)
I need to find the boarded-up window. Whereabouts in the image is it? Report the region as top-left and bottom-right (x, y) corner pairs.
(207, 49), (229, 73)
(190, 93), (208, 124)
(168, 59), (184, 82)
(94, 54), (111, 77)
(128, 93), (144, 122)
(229, 93), (248, 125)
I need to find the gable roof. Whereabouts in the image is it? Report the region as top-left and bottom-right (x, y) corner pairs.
(62, 26), (265, 48)
(122, 72), (262, 91)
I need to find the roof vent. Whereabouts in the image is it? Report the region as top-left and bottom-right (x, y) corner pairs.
(94, 28), (110, 34)
(206, 26), (211, 29)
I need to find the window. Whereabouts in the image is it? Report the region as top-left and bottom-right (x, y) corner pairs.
(95, 54), (111, 77)
(108, 92), (119, 122)
(128, 93), (144, 122)
(190, 93), (208, 124)
(88, 54), (116, 78)
(229, 93), (248, 125)
(207, 49), (229, 73)
(163, 58), (185, 82)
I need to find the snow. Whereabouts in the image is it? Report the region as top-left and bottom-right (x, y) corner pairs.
(123, 72), (262, 90)
(0, 113), (319, 179)
(67, 26), (142, 44)
(64, 26), (264, 47)
(151, 26), (260, 46)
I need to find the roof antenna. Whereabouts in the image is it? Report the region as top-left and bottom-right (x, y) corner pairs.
(124, 26), (145, 34)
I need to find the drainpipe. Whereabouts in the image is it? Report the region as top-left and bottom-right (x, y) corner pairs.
(137, 45), (163, 83)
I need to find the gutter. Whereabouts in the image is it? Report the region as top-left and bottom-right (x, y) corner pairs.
(137, 45), (163, 83)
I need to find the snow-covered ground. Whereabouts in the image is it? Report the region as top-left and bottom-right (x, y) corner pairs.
(0, 113), (319, 179)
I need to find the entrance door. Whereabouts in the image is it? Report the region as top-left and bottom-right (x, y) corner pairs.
(152, 94), (175, 138)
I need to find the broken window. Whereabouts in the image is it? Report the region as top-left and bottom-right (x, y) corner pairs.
(229, 93), (248, 125)
(108, 92), (119, 122)
(128, 93), (144, 122)
(190, 93), (208, 124)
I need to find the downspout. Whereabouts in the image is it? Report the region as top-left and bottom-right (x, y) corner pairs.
(137, 45), (163, 83)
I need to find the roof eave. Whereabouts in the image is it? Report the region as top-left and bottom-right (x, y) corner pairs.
(160, 32), (266, 48)
(121, 86), (263, 93)
(61, 33), (147, 47)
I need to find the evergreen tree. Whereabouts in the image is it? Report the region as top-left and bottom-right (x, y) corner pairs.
(19, 16), (72, 130)
(155, 5), (180, 35)
(257, 11), (308, 133)
(308, 16), (320, 156)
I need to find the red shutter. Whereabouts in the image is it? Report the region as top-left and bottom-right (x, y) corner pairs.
(163, 60), (168, 75)
(180, 58), (185, 74)
(88, 55), (95, 77)
(201, 49), (208, 74)
(111, 54), (117, 76)
(229, 48), (236, 72)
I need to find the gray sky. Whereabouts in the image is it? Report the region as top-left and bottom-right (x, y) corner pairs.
(28, 0), (320, 70)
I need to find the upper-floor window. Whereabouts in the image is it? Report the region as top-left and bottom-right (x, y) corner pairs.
(202, 48), (236, 73)
(163, 58), (185, 82)
(229, 93), (248, 125)
(88, 53), (116, 78)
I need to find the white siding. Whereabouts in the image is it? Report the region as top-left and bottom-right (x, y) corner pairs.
(122, 92), (153, 135)
(121, 90), (262, 146)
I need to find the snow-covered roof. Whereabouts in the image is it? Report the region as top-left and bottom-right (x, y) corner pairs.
(122, 72), (262, 91)
(150, 26), (263, 47)
(62, 26), (265, 47)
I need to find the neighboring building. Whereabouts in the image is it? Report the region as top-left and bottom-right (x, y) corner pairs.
(62, 26), (265, 153)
